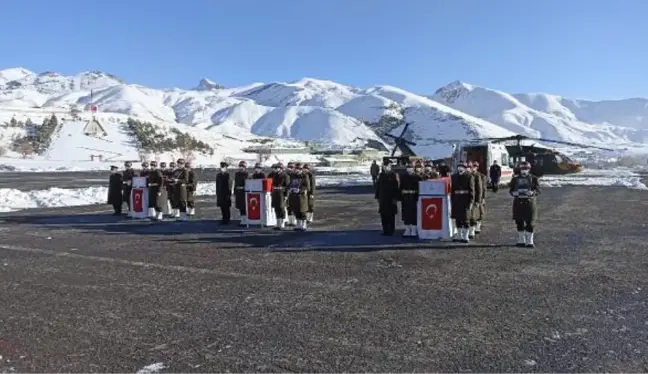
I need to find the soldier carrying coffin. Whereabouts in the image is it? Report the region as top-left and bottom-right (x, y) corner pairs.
(285, 162), (297, 226)
(509, 161), (540, 248)
(270, 163), (290, 230)
(234, 161), (250, 225)
(466, 161), (483, 239)
(122, 161), (136, 212)
(287, 162), (311, 231)
(251, 162), (266, 179)
(165, 161), (179, 218)
(215, 161), (232, 225)
(400, 161), (422, 237)
(451, 161), (475, 243)
(172, 158), (190, 221)
(147, 161), (167, 221)
(107, 165), (123, 216)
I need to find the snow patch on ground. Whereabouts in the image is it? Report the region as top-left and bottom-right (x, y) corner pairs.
(540, 168), (648, 190)
(136, 362), (166, 374)
(0, 175), (373, 212)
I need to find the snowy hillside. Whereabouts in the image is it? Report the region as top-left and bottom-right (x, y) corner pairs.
(431, 81), (648, 149)
(2, 67), (648, 171)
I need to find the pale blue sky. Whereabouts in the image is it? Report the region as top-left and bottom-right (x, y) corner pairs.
(2, 0), (646, 99)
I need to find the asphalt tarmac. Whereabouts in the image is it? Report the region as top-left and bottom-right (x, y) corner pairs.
(0, 185), (647, 372)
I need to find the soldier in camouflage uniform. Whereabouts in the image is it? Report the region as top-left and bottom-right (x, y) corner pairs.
(234, 161), (250, 225)
(285, 162), (296, 226)
(185, 161), (198, 217)
(451, 161), (475, 243)
(471, 161), (487, 234)
(122, 161), (136, 213)
(399, 161), (422, 237)
(510, 161), (540, 248)
(467, 161), (483, 239)
(303, 164), (316, 223)
(172, 158), (190, 221)
(147, 161), (167, 221)
(287, 163), (311, 231)
(270, 163), (290, 230)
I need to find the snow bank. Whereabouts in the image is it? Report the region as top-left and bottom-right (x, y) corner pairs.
(0, 175), (373, 212)
(541, 168), (648, 190)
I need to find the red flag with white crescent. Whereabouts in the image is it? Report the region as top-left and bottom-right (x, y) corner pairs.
(132, 189), (144, 213)
(247, 193), (261, 220)
(421, 197), (443, 230)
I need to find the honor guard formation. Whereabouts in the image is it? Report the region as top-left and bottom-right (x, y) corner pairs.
(374, 158), (540, 247)
(109, 156), (538, 247)
(107, 159), (317, 231)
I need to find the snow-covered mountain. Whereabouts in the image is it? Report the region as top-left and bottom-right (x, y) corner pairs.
(431, 81), (648, 148)
(1, 67), (647, 167)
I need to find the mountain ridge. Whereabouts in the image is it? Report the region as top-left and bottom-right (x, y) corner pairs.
(1, 67), (646, 161)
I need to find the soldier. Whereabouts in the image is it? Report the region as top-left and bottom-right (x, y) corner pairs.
(139, 161), (150, 178)
(423, 161), (440, 179)
(285, 162), (296, 226)
(370, 160), (380, 187)
(375, 159), (400, 236)
(234, 161), (249, 225)
(489, 160), (502, 192)
(399, 161), (421, 237)
(438, 161), (451, 177)
(451, 161), (475, 243)
(466, 161), (483, 239)
(158, 162), (172, 216)
(303, 163), (316, 223)
(271, 162), (290, 230)
(215, 161), (232, 224)
(510, 161), (540, 248)
(287, 163), (311, 230)
(147, 161), (167, 220)
(471, 161), (487, 234)
(107, 165), (123, 215)
(251, 162), (266, 179)
(165, 161), (179, 218)
(185, 161), (198, 216)
(122, 161), (136, 213)
(171, 158), (189, 221)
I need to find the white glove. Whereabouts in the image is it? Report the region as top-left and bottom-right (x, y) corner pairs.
(511, 191), (519, 197)
(125, 181), (132, 186)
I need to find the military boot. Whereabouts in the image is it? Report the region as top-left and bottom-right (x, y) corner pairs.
(173, 209), (180, 218)
(525, 232), (535, 248)
(188, 207), (195, 216)
(475, 221), (482, 234)
(147, 207), (156, 219)
(295, 220), (306, 231)
(460, 228), (470, 243)
(410, 225), (418, 237)
(401, 226), (411, 237)
(452, 222), (461, 242)
(306, 212), (314, 223)
(287, 215), (296, 226)
(516, 232), (526, 247)
(155, 211), (164, 221)
(468, 226), (476, 239)
(240, 216), (248, 226)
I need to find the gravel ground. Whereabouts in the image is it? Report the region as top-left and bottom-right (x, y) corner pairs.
(0, 185), (647, 372)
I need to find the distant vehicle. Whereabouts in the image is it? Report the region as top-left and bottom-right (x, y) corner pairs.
(451, 139), (515, 186)
(472, 135), (617, 177)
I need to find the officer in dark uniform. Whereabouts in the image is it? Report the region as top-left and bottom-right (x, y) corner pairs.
(107, 165), (123, 215)
(234, 161), (249, 225)
(285, 162), (296, 226)
(509, 161), (540, 247)
(375, 159), (400, 236)
(399, 161), (421, 237)
(451, 161), (475, 243)
(251, 162), (266, 179)
(270, 163), (290, 230)
(122, 161), (136, 213)
(215, 161), (232, 224)
(438, 161), (451, 177)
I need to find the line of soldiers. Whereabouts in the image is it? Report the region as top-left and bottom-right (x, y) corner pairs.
(214, 161), (316, 230)
(107, 158), (198, 221)
(374, 159), (445, 236)
(375, 158), (540, 247)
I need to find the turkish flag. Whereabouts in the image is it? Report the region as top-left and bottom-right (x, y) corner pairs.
(132, 188), (144, 213)
(247, 193), (261, 221)
(421, 197), (443, 230)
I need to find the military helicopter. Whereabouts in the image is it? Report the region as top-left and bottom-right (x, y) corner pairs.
(381, 123), (425, 171)
(476, 134), (617, 177)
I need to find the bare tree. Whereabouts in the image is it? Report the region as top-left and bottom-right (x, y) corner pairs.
(16, 140), (34, 158)
(70, 104), (81, 119)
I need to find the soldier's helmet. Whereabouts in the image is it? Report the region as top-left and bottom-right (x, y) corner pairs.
(472, 161), (479, 169)
(160, 162), (167, 168)
(150, 161), (157, 167)
(169, 162), (176, 168)
(287, 162), (294, 169)
(124, 161), (132, 168)
(303, 163), (310, 170)
(176, 158), (185, 165)
(220, 161), (228, 168)
(519, 161), (531, 170)
(110, 165), (118, 171)
(239, 161), (247, 168)
(276, 162), (284, 169)
(141, 161), (149, 168)
(254, 162), (262, 169)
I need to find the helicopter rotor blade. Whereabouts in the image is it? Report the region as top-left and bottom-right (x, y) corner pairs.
(533, 138), (616, 151)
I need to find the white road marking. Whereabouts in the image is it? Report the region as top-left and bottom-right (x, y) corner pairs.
(0, 244), (330, 288)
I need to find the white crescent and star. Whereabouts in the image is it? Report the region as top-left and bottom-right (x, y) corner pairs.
(424, 202), (438, 219)
(248, 197), (259, 209)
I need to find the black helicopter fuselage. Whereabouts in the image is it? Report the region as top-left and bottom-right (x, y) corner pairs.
(506, 146), (583, 177)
